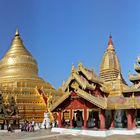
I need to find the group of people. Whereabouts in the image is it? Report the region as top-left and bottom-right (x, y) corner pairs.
(7, 119), (57, 132)
(21, 120), (35, 132)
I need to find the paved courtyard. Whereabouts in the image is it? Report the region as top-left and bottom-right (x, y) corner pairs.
(0, 129), (140, 140)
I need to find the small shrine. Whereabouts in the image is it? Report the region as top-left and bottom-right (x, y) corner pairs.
(50, 35), (140, 130)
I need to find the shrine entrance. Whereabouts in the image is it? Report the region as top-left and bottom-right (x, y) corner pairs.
(72, 110), (83, 128)
(87, 110), (99, 128)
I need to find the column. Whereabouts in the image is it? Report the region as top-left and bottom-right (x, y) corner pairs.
(58, 111), (62, 128)
(110, 110), (115, 129)
(132, 110), (136, 129)
(127, 110), (133, 130)
(99, 109), (105, 130)
(133, 118), (136, 129)
(70, 109), (73, 128)
(83, 108), (87, 129)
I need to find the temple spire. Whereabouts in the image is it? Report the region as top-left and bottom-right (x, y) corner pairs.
(100, 34), (121, 82)
(15, 28), (20, 36)
(107, 34), (114, 51)
(108, 34), (113, 45)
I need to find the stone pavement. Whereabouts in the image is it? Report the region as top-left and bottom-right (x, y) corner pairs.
(0, 129), (140, 140)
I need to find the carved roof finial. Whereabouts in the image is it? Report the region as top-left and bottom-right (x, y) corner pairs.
(72, 63), (75, 72)
(78, 62), (82, 68)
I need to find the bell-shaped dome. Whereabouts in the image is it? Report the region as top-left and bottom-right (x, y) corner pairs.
(0, 29), (38, 79)
(99, 35), (121, 82)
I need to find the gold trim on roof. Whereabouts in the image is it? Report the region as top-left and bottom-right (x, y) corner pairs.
(50, 92), (71, 112)
(74, 87), (107, 109)
(78, 63), (103, 84)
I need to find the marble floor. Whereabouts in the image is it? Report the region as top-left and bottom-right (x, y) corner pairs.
(0, 129), (140, 140)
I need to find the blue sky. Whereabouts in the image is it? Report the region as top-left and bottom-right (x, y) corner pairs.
(0, 0), (140, 88)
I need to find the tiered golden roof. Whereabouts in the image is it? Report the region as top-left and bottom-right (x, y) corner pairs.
(51, 35), (138, 112)
(51, 63), (107, 111)
(0, 29), (57, 122)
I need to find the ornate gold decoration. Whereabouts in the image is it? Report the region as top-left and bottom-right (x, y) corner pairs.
(52, 35), (140, 113)
(99, 35), (121, 82)
(0, 29), (56, 122)
(50, 91), (71, 112)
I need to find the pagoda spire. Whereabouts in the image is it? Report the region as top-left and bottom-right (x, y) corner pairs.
(107, 34), (115, 51)
(15, 28), (20, 36)
(100, 34), (121, 82)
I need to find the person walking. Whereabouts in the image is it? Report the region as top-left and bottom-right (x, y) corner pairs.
(8, 124), (11, 132)
(29, 122), (32, 132)
(32, 120), (35, 132)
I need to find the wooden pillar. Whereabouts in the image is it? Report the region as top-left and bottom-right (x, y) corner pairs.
(70, 109), (73, 128)
(132, 110), (136, 129)
(133, 118), (136, 129)
(83, 108), (87, 129)
(110, 110), (115, 129)
(58, 111), (62, 128)
(127, 110), (133, 130)
(99, 109), (105, 130)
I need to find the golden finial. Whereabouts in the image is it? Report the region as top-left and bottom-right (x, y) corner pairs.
(78, 62), (82, 67)
(108, 33), (113, 45)
(15, 28), (20, 36)
(107, 34), (114, 51)
(72, 63), (75, 72)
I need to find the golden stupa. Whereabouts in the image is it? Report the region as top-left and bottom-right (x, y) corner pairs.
(0, 29), (57, 122)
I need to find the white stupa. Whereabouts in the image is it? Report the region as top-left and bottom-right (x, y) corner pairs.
(41, 112), (51, 128)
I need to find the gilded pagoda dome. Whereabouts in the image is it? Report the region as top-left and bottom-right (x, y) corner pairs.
(0, 29), (58, 123)
(99, 35), (121, 82)
(0, 29), (38, 79)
